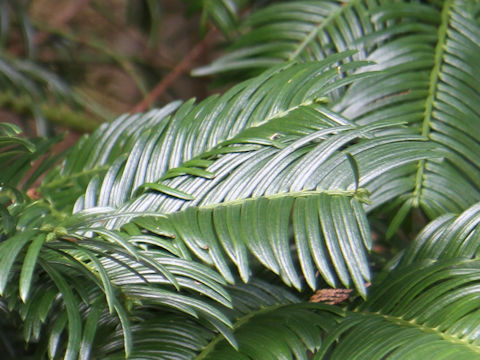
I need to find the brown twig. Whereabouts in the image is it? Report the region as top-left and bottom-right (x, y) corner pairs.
(309, 288), (353, 305)
(309, 283), (371, 305)
(131, 29), (217, 113)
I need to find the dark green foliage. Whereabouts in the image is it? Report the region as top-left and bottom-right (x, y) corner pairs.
(1, 0), (480, 359)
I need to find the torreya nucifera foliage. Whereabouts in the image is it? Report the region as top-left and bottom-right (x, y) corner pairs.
(1, 1), (480, 359)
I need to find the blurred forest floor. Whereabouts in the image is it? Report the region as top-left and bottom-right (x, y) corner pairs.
(1, 0), (223, 151)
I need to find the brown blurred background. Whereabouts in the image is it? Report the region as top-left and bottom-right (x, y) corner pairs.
(0, 0), (225, 142)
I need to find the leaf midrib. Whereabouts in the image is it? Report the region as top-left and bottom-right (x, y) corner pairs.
(182, 188), (369, 212)
(374, 312), (480, 355)
(288, 0), (355, 61)
(413, 0), (451, 207)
